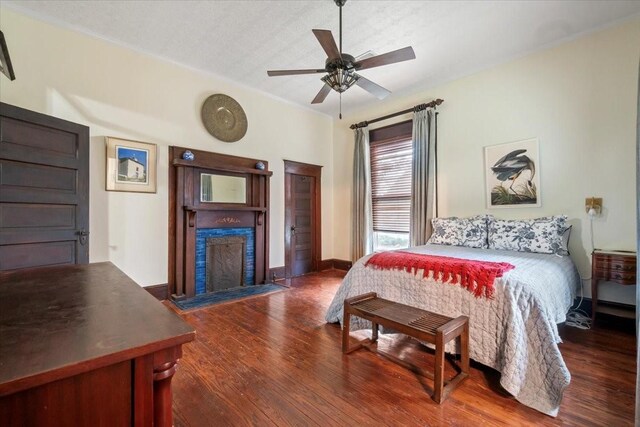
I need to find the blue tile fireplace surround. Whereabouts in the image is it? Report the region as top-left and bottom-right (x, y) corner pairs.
(195, 227), (255, 295)
(168, 146), (272, 301)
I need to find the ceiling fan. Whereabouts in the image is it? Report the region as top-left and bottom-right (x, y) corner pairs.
(267, 0), (416, 117)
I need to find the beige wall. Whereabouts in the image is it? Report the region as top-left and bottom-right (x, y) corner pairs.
(2, 8), (638, 301)
(333, 18), (640, 302)
(0, 8), (334, 286)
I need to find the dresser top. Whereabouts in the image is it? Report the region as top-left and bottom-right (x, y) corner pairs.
(0, 262), (195, 396)
(593, 249), (637, 256)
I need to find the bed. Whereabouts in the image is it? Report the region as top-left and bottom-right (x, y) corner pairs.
(325, 244), (580, 416)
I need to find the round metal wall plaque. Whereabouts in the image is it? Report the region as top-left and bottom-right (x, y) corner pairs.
(201, 94), (248, 143)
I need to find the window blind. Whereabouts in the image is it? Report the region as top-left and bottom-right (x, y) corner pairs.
(370, 137), (412, 233)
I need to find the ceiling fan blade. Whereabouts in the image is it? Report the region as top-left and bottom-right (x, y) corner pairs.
(355, 75), (391, 100)
(311, 84), (332, 104)
(354, 46), (416, 70)
(267, 69), (326, 77)
(312, 29), (341, 59)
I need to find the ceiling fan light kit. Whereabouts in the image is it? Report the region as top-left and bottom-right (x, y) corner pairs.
(321, 66), (358, 94)
(267, 0), (416, 118)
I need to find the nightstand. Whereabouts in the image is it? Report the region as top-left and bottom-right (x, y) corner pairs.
(591, 250), (637, 322)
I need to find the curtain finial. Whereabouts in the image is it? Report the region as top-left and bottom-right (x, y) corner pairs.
(350, 121), (368, 130)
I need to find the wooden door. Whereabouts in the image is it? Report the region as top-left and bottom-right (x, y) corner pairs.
(0, 103), (89, 271)
(284, 161), (321, 278)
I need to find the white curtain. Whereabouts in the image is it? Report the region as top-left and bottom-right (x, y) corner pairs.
(410, 109), (437, 246)
(352, 127), (373, 262)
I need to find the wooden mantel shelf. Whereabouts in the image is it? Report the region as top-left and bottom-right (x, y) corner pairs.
(172, 158), (273, 176)
(183, 205), (267, 212)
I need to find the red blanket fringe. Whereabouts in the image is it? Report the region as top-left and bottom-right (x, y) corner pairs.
(365, 251), (515, 298)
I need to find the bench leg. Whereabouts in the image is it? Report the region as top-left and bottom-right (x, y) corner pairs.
(371, 321), (378, 343)
(460, 321), (470, 375)
(433, 331), (445, 403)
(342, 307), (351, 353)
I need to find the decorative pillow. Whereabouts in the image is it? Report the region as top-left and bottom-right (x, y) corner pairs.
(428, 215), (489, 249)
(487, 215), (567, 254)
(558, 225), (572, 256)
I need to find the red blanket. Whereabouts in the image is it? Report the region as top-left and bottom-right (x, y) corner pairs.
(365, 251), (515, 298)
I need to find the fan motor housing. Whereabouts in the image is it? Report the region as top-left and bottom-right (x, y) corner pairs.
(325, 54), (356, 72)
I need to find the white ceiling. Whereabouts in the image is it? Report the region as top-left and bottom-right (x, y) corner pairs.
(5, 1), (640, 117)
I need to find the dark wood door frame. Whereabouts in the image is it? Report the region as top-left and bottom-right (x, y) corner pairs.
(284, 160), (322, 279)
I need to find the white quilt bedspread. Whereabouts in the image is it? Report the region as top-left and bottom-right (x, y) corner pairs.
(325, 244), (580, 416)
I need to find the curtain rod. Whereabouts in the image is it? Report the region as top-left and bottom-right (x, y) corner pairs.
(349, 99), (444, 130)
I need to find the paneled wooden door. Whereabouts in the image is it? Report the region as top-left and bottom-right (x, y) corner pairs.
(0, 102), (89, 271)
(284, 160), (321, 278)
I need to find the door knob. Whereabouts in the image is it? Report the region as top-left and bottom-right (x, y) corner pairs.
(76, 229), (90, 245)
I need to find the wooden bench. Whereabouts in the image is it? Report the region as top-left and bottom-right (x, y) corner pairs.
(342, 292), (469, 403)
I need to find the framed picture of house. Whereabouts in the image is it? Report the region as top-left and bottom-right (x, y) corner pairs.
(106, 137), (157, 193)
(484, 138), (540, 208)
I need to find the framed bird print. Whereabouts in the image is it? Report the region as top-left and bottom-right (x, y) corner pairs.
(484, 138), (540, 208)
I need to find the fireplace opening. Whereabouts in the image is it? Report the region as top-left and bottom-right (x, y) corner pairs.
(205, 236), (247, 292)
(195, 227), (255, 295)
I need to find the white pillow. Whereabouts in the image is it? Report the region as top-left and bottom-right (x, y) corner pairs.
(428, 215), (489, 249)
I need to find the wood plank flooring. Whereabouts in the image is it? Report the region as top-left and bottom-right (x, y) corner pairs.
(169, 270), (636, 426)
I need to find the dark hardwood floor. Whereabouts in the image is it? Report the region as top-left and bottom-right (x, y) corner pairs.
(169, 270), (636, 426)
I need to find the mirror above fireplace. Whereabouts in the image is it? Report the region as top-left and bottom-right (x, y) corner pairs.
(200, 173), (247, 204)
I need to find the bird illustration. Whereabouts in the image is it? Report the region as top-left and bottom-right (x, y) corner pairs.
(491, 149), (536, 194)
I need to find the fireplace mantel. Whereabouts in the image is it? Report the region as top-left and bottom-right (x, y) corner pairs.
(168, 147), (272, 300)
(183, 205), (267, 212)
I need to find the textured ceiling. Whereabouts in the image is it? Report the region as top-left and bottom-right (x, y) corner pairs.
(5, 1), (640, 117)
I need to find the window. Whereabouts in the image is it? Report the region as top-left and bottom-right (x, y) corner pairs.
(369, 121), (413, 251)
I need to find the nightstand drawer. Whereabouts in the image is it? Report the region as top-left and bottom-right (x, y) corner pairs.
(594, 268), (636, 285)
(594, 260), (636, 272)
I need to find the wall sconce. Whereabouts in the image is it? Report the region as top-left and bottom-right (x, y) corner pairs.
(585, 197), (602, 218)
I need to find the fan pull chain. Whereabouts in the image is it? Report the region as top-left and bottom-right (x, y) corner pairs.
(339, 93), (342, 120)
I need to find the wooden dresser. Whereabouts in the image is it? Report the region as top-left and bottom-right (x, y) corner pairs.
(591, 250), (637, 321)
(0, 262), (195, 427)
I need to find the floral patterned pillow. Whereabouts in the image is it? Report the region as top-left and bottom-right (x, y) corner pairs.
(487, 215), (568, 254)
(428, 215), (489, 249)
(559, 225), (572, 256)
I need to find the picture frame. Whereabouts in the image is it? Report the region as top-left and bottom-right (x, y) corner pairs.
(484, 138), (540, 208)
(106, 137), (157, 193)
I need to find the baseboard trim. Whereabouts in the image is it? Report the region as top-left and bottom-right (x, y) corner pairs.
(268, 266), (286, 281)
(145, 283), (168, 301)
(269, 259), (352, 280)
(319, 259), (352, 271)
(319, 259), (333, 271)
(576, 297), (636, 313)
(331, 259), (353, 271)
